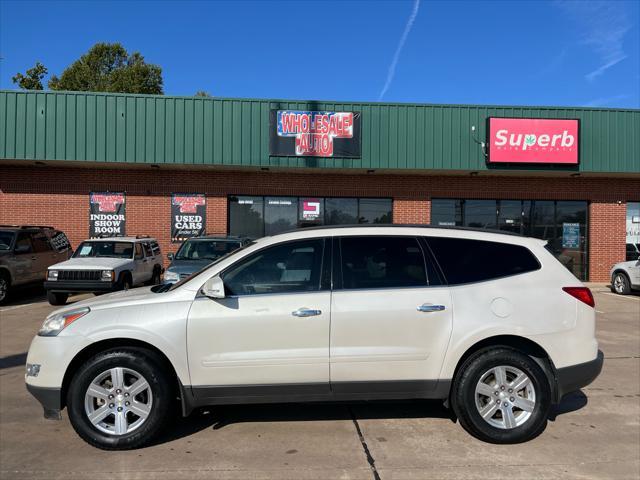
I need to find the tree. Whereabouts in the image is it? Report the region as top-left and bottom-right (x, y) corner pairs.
(48, 43), (163, 94)
(195, 91), (212, 97)
(12, 62), (48, 90)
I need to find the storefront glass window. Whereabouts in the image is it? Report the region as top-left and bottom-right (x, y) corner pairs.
(229, 196), (392, 239)
(431, 199), (463, 227)
(265, 197), (297, 236)
(497, 200), (523, 234)
(431, 198), (588, 280)
(359, 199), (393, 224)
(464, 200), (497, 229)
(626, 202), (640, 260)
(325, 198), (358, 224)
(229, 196), (264, 238)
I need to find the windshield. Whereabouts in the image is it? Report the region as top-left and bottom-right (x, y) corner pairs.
(162, 241), (255, 292)
(0, 231), (14, 251)
(174, 239), (242, 261)
(73, 241), (134, 259)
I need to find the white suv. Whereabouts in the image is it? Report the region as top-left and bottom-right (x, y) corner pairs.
(26, 226), (602, 449)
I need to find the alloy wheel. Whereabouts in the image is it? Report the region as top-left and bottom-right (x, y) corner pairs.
(614, 274), (626, 294)
(474, 365), (536, 429)
(84, 367), (153, 436)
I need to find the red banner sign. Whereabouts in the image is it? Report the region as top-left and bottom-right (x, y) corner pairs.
(488, 118), (579, 164)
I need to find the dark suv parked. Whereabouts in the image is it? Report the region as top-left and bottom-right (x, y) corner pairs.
(0, 225), (72, 304)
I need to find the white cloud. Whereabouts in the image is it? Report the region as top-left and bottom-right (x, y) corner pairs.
(556, 0), (632, 81)
(378, 0), (420, 101)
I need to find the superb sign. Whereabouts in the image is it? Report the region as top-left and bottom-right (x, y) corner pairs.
(488, 118), (579, 164)
(270, 110), (361, 158)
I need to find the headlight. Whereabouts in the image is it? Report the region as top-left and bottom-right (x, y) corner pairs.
(38, 307), (90, 337)
(47, 270), (58, 281)
(164, 271), (179, 283)
(101, 270), (114, 282)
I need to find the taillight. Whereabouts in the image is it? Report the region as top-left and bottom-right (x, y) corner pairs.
(562, 287), (595, 308)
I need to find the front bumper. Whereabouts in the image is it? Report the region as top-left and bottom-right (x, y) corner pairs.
(44, 280), (118, 293)
(555, 349), (604, 401)
(26, 384), (62, 420)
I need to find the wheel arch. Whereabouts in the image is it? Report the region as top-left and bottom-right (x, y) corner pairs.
(450, 335), (559, 403)
(61, 337), (187, 414)
(611, 269), (630, 280)
(0, 266), (12, 282)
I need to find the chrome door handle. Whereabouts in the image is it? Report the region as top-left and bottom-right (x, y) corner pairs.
(417, 304), (445, 312)
(292, 308), (322, 317)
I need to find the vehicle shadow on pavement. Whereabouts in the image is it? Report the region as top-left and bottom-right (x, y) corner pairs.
(0, 352), (27, 369)
(548, 390), (588, 421)
(152, 400), (454, 447)
(1, 285), (46, 308)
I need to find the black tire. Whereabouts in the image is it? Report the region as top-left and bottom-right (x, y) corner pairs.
(47, 291), (68, 306)
(0, 272), (10, 305)
(66, 347), (173, 450)
(119, 273), (132, 291)
(611, 272), (631, 295)
(452, 347), (551, 444)
(148, 268), (161, 286)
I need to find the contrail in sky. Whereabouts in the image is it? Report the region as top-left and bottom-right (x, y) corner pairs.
(378, 0), (420, 101)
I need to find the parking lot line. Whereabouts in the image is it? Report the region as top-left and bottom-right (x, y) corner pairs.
(601, 293), (640, 301)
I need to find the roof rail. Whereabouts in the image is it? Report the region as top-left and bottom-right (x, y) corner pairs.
(0, 225), (54, 230)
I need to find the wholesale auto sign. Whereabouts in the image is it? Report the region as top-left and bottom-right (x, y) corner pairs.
(487, 118), (579, 165)
(269, 110), (361, 158)
(89, 192), (126, 237)
(171, 193), (206, 242)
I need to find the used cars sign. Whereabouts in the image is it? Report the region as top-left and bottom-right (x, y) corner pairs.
(487, 118), (579, 165)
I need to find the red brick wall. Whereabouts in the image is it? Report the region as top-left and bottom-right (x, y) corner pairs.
(1, 164), (638, 280)
(589, 202), (628, 282)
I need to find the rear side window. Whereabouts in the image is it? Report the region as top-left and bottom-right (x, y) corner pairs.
(339, 236), (429, 289)
(30, 231), (54, 253)
(426, 237), (540, 285)
(151, 241), (161, 255)
(143, 243), (153, 257)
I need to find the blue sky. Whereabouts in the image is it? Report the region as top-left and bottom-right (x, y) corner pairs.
(1, 0), (638, 108)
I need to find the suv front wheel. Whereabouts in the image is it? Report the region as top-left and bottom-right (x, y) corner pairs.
(47, 291), (68, 306)
(452, 348), (551, 444)
(66, 348), (172, 450)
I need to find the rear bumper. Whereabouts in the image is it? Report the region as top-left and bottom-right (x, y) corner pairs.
(555, 350), (604, 401)
(44, 280), (118, 293)
(26, 384), (62, 420)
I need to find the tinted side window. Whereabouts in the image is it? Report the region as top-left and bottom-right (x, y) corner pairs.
(340, 236), (427, 289)
(427, 237), (540, 285)
(222, 239), (324, 295)
(143, 243), (153, 257)
(151, 242), (161, 255)
(134, 244), (144, 259)
(14, 233), (33, 254)
(30, 231), (54, 253)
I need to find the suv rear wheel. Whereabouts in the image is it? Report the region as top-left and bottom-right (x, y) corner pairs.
(452, 347), (551, 444)
(47, 291), (68, 306)
(66, 348), (172, 450)
(612, 272), (631, 295)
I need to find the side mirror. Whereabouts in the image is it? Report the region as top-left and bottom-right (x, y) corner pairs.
(201, 275), (225, 299)
(14, 244), (31, 254)
(167, 252), (174, 261)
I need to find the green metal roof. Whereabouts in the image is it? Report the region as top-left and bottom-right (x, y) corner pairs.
(1, 89), (638, 173)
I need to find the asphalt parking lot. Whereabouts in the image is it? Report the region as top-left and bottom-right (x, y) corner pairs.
(0, 286), (638, 480)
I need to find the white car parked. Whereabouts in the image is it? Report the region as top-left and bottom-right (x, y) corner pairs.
(610, 252), (640, 295)
(26, 226), (602, 449)
(44, 237), (163, 305)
